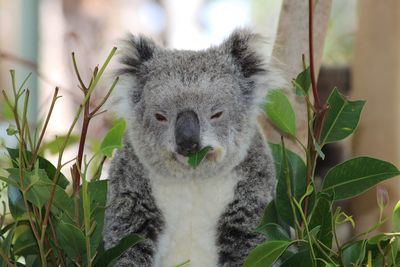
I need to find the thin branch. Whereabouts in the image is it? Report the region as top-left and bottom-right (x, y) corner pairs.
(72, 52), (88, 92)
(308, 0), (321, 110)
(89, 76), (119, 116)
(30, 87), (60, 167)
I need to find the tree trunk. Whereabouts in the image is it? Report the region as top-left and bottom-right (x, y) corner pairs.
(260, 0), (332, 157)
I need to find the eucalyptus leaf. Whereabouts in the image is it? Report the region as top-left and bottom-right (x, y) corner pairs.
(256, 223), (290, 241)
(82, 180), (108, 254)
(270, 143), (307, 226)
(309, 195), (333, 250)
(0, 223), (16, 267)
(13, 226), (38, 256)
(55, 221), (86, 261)
(7, 168), (74, 216)
(392, 200), (400, 232)
(7, 185), (25, 218)
(259, 200), (279, 226)
(93, 233), (144, 267)
(342, 240), (366, 267)
(6, 148), (69, 189)
(264, 89), (296, 136)
(293, 67), (311, 96)
(320, 89), (365, 145)
(243, 240), (291, 267)
(280, 248), (313, 267)
(40, 135), (79, 155)
(322, 157), (400, 201)
(101, 118), (126, 157)
(187, 146), (212, 168)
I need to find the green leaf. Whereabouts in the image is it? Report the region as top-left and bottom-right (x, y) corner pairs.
(309, 195), (333, 250)
(7, 185), (25, 218)
(259, 200), (279, 226)
(256, 223), (290, 241)
(0, 222), (16, 267)
(101, 118), (126, 157)
(320, 89), (365, 145)
(243, 240), (291, 267)
(93, 234), (144, 267)
(342, 240), (366, 267)
(270, 143), (307, 226)
(322, 157), (400, 201)
(264, 89), (296, 136)
(41, 135), (79, 155)
(55, 221), (86, 261)
(13, 226), (38, 255)
(7, 168), (74, 216)
(392, 200), (400, 232)
(187, 146), (212, 168)
(2, 102), (13, 120)
(85, 180), (108, 254)
(6, 124), (18, 136)
(6, 148), (69, 189)
(293, 67), (311, 96)
(280, 248), (313, 267)
(368, 233), (392, 245)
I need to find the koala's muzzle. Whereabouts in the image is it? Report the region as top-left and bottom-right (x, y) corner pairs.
(175, 110), (200, 156)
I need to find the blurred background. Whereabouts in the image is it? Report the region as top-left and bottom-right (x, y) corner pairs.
(1, 0), (397, 240)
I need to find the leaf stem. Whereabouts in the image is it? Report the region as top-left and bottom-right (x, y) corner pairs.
(30, 87), (60, 167)
(308, 0), (321, 110)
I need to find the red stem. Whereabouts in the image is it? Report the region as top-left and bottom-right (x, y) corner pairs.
(308, 0), (322, 111)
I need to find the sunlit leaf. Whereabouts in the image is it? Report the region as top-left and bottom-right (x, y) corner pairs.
(392, 200), (400, 232)
(101, 118), (126, 157)
(293, 67), (311, 96)
(264, 89), (296, 136)
(40, 135), (79, 155)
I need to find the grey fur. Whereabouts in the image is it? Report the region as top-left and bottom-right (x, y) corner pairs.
(104, 29), (279, 266)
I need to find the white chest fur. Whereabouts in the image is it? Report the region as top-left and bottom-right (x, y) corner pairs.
(149, 172), (239, 267)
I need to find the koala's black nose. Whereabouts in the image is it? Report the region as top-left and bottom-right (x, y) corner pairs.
(175, 110), (200, 156)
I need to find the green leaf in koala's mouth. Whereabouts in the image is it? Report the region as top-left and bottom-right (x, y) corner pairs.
(187, 146), (212, 169)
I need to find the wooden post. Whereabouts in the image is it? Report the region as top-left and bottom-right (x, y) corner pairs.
(351, 0), (400, 233)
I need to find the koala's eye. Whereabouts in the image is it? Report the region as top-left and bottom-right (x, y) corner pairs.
(210, 111), (223, 120)
(155, 113), (167, 122)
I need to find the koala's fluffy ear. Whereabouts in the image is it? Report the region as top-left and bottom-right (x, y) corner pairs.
(109, 35), (158, 118)
(221, 29), (285, 102)
(222, 29), (267, 78)
(118, 34), (157, 76)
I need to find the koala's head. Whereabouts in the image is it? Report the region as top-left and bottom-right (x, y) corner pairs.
(113, 29), (282, 179)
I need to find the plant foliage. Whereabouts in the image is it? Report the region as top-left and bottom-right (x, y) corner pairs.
(0, 49), (141, 267)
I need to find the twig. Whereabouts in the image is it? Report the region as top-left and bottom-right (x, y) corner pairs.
(308, 0), (321, 110)
(30, 87), (60, 167)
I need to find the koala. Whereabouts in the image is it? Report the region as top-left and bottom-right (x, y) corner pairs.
(103, 29), (281, 267)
